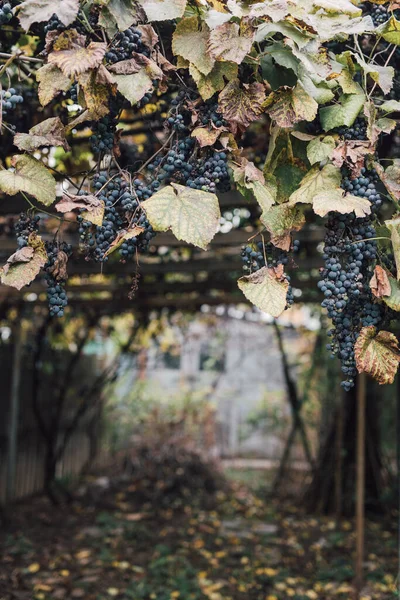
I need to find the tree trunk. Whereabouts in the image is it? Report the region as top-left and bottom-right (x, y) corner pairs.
(304, 377), (384, 515)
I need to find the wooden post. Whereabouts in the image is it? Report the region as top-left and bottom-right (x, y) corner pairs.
(335, 388), (345, 524)
(397, 374), (400, 598)
(354, 373), (366, 599)
(6, 320), (24, 503)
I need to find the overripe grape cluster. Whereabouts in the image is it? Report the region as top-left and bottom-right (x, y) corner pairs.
(337, 117), (367, 141)
(319, 169), (384, 390)
(1, 88), (23, 117)
(196, 99), (228, 128)
(105, 27), (149, 64)
(44, 242), (72, 318)
(241, 240), (297, 307)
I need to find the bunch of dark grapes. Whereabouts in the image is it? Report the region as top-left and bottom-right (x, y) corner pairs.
(14, 213), (40, 248)
(196, 99), (228, 128)
(90, 114), (117, 155)
(319, 168), (383, 391)
(361, 2), (398, 25)
(337, 117), (367, 141)
(241, 240), (296, 307)
(186, 151), (231, 193)
(0, 2), (12, 24)
(1, 88), (23, 117)
(105, 27), (149, 64)
(69, 83), (79, 104)
(166, 113), (188, 132)
(80, 172), (155, 262)
(44, 9), (98, 34)
(44, 242), (72, 318)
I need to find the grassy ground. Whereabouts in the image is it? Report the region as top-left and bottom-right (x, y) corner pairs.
(0, 467), (397, 600)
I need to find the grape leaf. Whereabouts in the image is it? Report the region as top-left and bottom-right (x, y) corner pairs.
(172, 17), (214, 76)
(379, 99), (400, 113)
(17, 0), (79, 30)
(355, 55), (394, 95)
(231, 158), (276, 218)
(141, 184), (220, 250)
(238, 265), (289, 318)
(262, 203), (305, 251)
(36, 64), (71, 107)
(189, 62), (238, 101)
(355, 326), (400, 385)
(111, 71), (154, 105)
(313, 189), (371, 217)
(14, 117), (69, 152)
(382, 276), (400, 311)
(56, 194), (105, 227)
(306, 136), (336, 165)
(104, 227), (145, 257)
(263, 83), (318, 128)
(219, 79), (266, 133)
(99, 0), (137, 32)
(376, 160), (400, 201)
(0, 155), (56, 206)
(319, 93), (365, 131)
(138, 0), (187, 21)
(48, 42), (107, 78)
(1, 235), (47, 290)
(370, 265), (391, 298)
(289, 164), (341, 206)
(208, 22), (254, 65)
(376, 15), (400, 45)
(77, 69), (110, 119)
(332, 140), (375, 177)
(191, 127), (222, 147)
(385, 216), (400, 280)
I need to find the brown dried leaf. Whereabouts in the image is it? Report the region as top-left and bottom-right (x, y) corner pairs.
(331, 140), (375, 178)
(1, 238), (47, 290)
(137, 24), (159, 49)
(218, 79), (266, 134)
(56, 194), (105, 227)
(370, 265), (391, 298)
(48, 42), (107, 78)
(355, 326), (400, 385)
(208, 21), (254, 65)
(263, 84), (318, 128)
(50, 250), (69, 281)
(14, 117), (69, 152)
(104, 227), (145, 257)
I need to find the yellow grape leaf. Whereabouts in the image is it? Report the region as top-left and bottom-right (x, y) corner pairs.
(355, 326), (400, 385)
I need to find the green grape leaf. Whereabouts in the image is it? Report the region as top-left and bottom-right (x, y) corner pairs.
(379, 99), (400, 113)
(1, 235), (47, 290)
(231, 158), (276, 218)
(306, 136), (336, 165)
(355, 55), (394, 95)
(141, 184), (220, 250)
(376, 160), (400, 201)
(99, 0), (137, 33)
(14, 117), (69, 152)
(376, 15), (400, 45)
(382, 276), (400, 312)
(385, 216), (400, 280)
(262, 203), (305, 251)
(319, 93), (365, 131)
(355, 326), (400, 385)
(17, 0), (79, 31)
(0, 155), (56, 206)
(238, 265), (289, 318)
(289, 164), (341, 205)
(312, 189), (371, 218)
(190, 62), (238, 101)
(172, 17), (214, 76)
(138, 0), (187, 21)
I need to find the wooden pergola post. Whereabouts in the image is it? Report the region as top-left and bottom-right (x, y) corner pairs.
(6, 319), (24, 503)
(354, 372), (366, 599)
